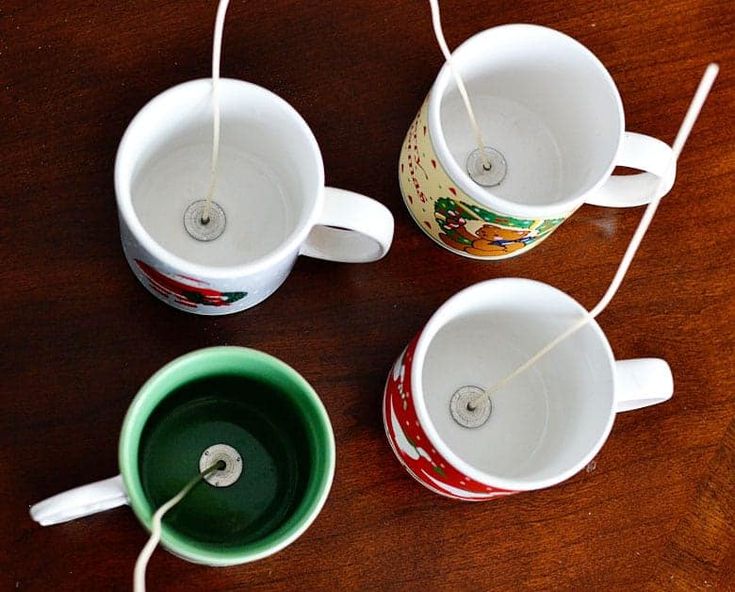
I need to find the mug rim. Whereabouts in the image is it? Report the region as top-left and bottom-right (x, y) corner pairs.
(118, 346), (336, 566)
(114, 78), (325, 280)
(411, 278), (617, 491)
(427, 23), (625, 219)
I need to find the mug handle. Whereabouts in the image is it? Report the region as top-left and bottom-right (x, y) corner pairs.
(614, 358), (674, 412)
(300, 187), (394, 262)
(585, 132), (676, 208)
(30, 475), (128, 526)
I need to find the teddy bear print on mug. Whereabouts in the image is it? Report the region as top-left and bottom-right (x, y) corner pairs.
(433, 197), (562, 257)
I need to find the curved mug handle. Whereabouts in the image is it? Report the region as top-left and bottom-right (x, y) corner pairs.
(614, 358), (674, 412)
(30, 475), (128, 526)
(300, 187), (394, 262)
(586, 132), (676, 208)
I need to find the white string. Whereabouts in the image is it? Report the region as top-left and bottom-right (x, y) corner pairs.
(427, 0), (492, 170)
(132, 461), (222, 592)
(201, 0), (231, 224)
(474, 63), (719, 402)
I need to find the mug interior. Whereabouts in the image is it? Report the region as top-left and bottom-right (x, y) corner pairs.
(432, 25), (623, 214)
(416, 279), (615, 490)
(119, 347), (334, 566)
(116, 79), (323, 270)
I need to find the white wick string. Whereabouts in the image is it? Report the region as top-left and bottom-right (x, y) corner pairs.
(427, 0), (492, 171)
(201, 0), (231, 225)
(473, 63), (719, 404)
(132, 461), (223, 592)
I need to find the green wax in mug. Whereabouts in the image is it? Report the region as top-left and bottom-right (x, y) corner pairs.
(119, 347), (335, 566)
(138, 375), (311, 546)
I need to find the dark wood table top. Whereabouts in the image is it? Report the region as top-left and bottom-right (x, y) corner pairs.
(2, 0), (734, 590)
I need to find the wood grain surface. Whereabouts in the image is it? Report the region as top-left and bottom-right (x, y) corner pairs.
(1, 1), (733, 590)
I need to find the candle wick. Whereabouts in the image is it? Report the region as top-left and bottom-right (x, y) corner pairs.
(200, 0), (230, 230)
(480, 63), (719, 401)
(133, 460), (223, 592)
(428, 0), (492, 171)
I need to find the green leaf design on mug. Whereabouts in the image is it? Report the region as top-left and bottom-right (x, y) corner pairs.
(535, 218), (565, 234)
(462, 203), (529, 228)
(434, 198), (563, 234)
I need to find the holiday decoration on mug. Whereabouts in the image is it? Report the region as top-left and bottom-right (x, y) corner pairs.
(134, 259), (247, 308)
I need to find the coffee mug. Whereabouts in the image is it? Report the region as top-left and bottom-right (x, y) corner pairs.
(30, 347), (335, 566)
(383, 278), (673, 500)
(399, 24), (675, 259)
(116, 78), (394, 314)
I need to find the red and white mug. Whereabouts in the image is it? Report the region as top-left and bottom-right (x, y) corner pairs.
(383, 278), (674, 500)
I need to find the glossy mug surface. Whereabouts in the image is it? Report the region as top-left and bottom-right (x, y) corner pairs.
(30, 347), (336, 566)
(399, 24), (675, 259)
(116, 79), (394, 314)
(383, 279), (673, 500)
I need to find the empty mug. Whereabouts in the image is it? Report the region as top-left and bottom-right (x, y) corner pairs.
(399, 24), (675, 259)
(30, 347), (336, 565)
(116, 79), (394, 314)
(383, 278), (673, 500)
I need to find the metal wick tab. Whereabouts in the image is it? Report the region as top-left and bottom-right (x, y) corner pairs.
(450, 385), (492, 428)
(466, 147), (507, 187)
(199, 443), (243, 487)
(184, 200), (226, 241)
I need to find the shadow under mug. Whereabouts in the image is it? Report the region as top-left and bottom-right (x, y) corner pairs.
(30, 347), (336, 566)
(399, 24), (676, 259)
(116, 79), (394, 315)
(383, 278), (673, 500)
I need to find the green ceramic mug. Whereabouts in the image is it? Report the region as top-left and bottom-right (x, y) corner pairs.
(30, 347), (335, 566)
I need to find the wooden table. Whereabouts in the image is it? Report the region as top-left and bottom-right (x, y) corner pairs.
(2, 1), (734, 589)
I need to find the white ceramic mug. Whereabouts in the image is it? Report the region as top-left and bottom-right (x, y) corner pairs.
(383, 278), (674, 500)
(399, 24), (676, 259)
(116, 79), (394, 314)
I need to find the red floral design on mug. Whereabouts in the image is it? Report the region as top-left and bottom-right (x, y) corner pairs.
(135, 260), (246, 309)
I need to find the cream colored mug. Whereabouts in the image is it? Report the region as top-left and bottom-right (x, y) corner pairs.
(399, 24), (675, 259)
